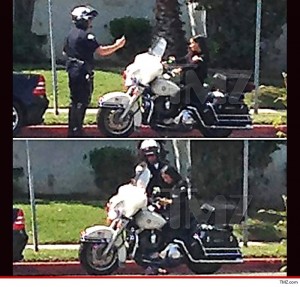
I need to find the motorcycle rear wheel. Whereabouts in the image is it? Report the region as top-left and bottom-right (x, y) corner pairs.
(199, 127), (232, 138)
(187, 262), (221, 274)
(79, 242), (119, 275)
(97, 108), (134, 138)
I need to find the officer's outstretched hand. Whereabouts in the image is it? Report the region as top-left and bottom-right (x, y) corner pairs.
(115, 36), (126, 49)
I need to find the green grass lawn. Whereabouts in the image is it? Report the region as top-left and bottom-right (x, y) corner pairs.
(15, 202), (286, 244)
(14, 202), (107, 244)
(21, 69), (124, 108)
(22, 242), (286, 262)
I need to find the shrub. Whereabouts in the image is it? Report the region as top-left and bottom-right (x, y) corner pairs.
(13, 24), (47, 64)
(234, 218), (286, 242)
(89, 147), (138, 200)
(244, 86), (287, 109)
(258, 195), (287, 240)
(13, 167), (25, 199)
(109, 17), (152, 63)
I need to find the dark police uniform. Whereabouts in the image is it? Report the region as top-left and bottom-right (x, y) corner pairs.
(63, 26), (100, 137)
(146, 161), (171, 197)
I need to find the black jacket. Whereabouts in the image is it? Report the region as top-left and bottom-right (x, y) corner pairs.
(146, 161), (171, 197)
(176, 52), (208, 85)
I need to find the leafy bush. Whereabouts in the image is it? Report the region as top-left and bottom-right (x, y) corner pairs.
(258, 195), (287, 240)
(234, 218), (286, 242)
(244, 86), (287, 109)
(13, 167), (25, 199)
(89, 147), (138, 200)
(234, 195), (287, 242)
(109, 17), (152, 63)
(13, 24), (47, 64)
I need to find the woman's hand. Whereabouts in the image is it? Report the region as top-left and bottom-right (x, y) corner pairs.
(158, 197), (173, 206)
(171, 68), (182, 75)
(192, 55), (203, 62)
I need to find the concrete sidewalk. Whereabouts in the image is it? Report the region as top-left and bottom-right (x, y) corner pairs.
(46, 108), (283, 115)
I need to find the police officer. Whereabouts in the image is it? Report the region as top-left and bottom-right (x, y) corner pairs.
(63, 5), (126, 137)
(138, 139), (171, 197)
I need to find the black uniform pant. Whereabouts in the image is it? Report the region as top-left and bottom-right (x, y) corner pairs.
(67, 61), (94, 137)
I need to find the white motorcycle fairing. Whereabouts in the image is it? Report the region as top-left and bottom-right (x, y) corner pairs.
(99, 91), (142, 128)
(81, 225), (127, 264)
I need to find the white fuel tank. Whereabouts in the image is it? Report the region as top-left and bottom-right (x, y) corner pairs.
(134, 208), (167, 230)
(151, 77), (180, 97)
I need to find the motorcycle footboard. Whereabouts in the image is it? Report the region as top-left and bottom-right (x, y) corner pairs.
(174, 239), (243, 264)
(200, 246), (243, 262)
(194, 105), (253, 130)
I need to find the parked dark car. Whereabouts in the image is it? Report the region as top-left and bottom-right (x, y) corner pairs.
(13, 208), (28, 262)
(13, 72), (49, 136)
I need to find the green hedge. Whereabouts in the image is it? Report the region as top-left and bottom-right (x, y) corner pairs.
(89, 147), (138, 199)
(245, 86), (287, 109)
(109, 16), (152, 63)
(13, 24), (47, 64)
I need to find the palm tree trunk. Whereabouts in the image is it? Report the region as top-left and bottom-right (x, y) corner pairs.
(154, 0), (187, 57)
(15, 0), (36, 32)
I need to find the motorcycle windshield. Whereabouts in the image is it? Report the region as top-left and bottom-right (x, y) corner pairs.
(148, 37), (167, 58)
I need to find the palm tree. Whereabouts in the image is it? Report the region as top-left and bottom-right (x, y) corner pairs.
(154, 0), (187, 57)
(14, 0), (36, 32)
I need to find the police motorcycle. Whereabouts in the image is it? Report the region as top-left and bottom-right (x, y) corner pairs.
(79, 164), (243, 275)
(97, 37), (254, 138)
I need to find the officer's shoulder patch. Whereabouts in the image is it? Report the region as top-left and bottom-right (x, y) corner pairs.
(87, 34), (95, 40)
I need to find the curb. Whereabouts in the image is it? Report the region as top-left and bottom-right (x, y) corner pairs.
(16, 125), (287, 138)
(13, 258), (285, 276)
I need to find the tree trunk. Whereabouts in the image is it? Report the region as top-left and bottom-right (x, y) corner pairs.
(15, 0), (36, 32)
(154, 0), (187, 57)
(172, 140), (191, 180)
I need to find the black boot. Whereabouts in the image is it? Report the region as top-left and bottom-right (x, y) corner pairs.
(68, 102), (87, 137)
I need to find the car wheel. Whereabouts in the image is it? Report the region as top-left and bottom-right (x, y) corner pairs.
(13, 102), (24, 136)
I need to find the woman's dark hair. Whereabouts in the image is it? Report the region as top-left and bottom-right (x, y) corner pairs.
(161, 165), (182, 185)
(192, 35), (210, 63)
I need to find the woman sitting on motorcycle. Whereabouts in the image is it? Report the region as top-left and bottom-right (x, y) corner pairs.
(160, 35), (209, 124)
(158, 165), (195, 239)
(170, 35), (209, 86)
(143, 165), (192, 275)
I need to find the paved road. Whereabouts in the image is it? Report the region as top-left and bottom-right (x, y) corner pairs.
(74, 272), (286, 277)
(13, 259), (284, 276)
(49, 273), (287, 278)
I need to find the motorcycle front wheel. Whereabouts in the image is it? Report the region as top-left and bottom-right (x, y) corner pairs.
(97, 108), (134, 138)
(79, 242), (119, 275)
(199, 127), (232, 138)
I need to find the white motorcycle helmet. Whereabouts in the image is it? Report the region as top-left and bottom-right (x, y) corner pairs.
(71, 5), (98, 24)
(140, 139), (160, 157)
